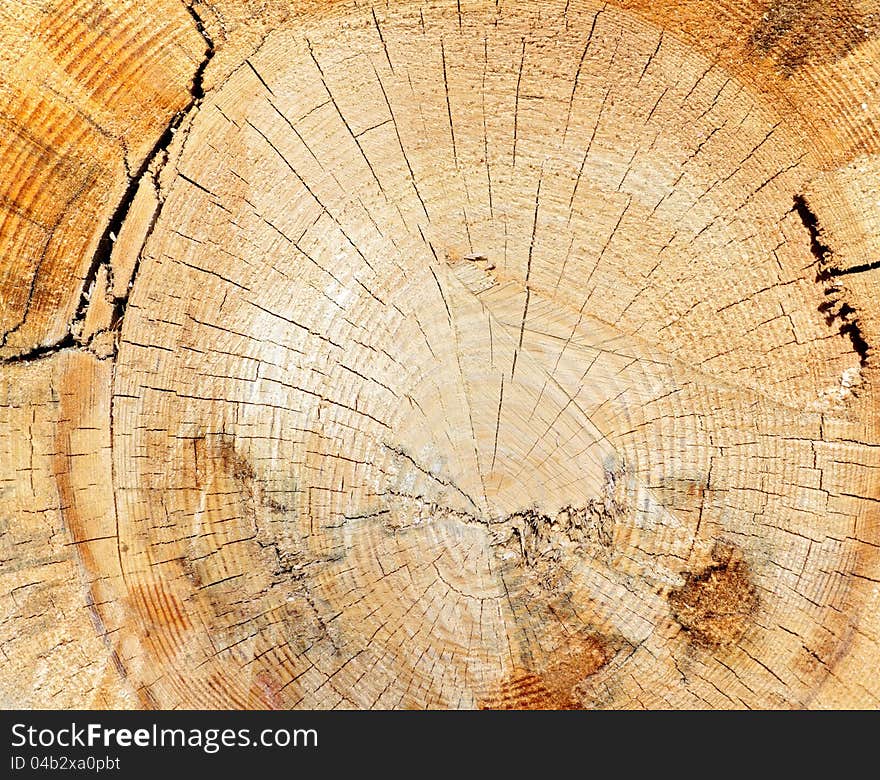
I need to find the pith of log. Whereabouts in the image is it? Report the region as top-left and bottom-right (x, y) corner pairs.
(2, 0), (880, 709)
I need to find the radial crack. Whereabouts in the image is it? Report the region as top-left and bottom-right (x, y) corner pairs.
(794, 194), (871, 366)
(0, 2), (216, 366)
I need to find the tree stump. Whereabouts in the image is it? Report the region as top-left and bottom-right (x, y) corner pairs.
(2, 0), (880, 709)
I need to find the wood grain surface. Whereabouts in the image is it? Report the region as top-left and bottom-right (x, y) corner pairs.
(2, 0), (879, 709)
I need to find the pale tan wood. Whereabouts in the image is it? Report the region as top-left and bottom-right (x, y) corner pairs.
(2, 0), (880, 709)
(0, 352), (136, 707)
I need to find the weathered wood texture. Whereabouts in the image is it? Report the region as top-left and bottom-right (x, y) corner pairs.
(2, 0), (880, 709)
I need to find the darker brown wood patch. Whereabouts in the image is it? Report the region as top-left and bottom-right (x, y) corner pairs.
(751, 0), (874, 74)
(669, 545), (758, 647)
(479, 634), (610, 710)
(132, 583), (192, 633)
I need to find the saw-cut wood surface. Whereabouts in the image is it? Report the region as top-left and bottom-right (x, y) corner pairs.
(2, 0), (880, 709)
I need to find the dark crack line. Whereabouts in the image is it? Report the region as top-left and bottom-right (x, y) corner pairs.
(793, 194), (832, 270)
(794, 194), (870, 366)
(0, 2), (215, 366)
(831, 260), (880, 277)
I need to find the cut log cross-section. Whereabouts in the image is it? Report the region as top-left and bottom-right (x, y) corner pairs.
(2, 0), (880, 710)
